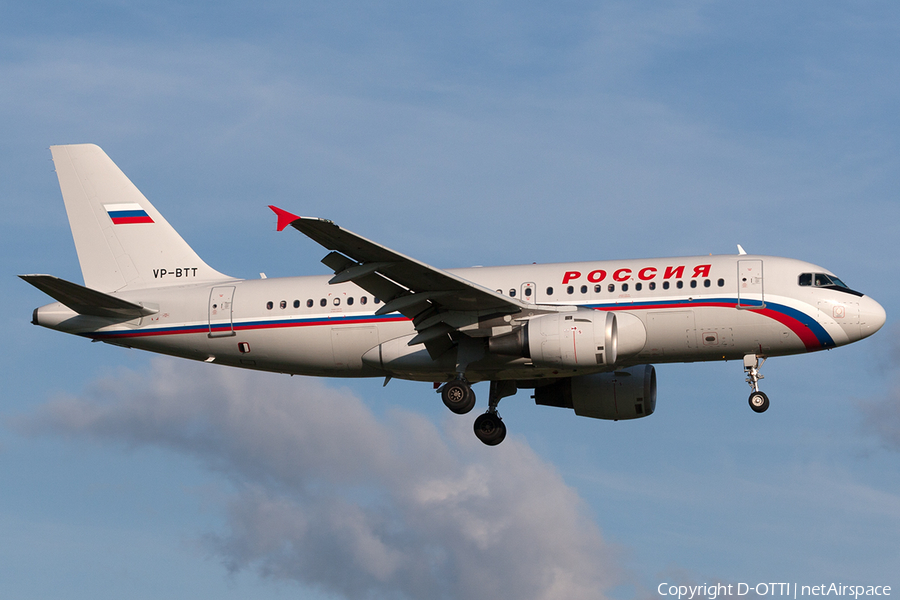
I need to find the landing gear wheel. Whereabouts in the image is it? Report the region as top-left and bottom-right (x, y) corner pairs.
(748, 391), (769, 413)
(474, 412), (507, 446)
(442, 381), (476, 414)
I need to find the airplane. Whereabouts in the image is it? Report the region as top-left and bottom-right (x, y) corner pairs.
(21, 144), (887, 445)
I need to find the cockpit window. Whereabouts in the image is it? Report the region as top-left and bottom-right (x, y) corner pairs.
(799, 272), (862, 296)
(801, 272), (849, 288)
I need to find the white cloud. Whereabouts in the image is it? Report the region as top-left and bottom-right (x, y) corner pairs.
(15, 359), (619, 600)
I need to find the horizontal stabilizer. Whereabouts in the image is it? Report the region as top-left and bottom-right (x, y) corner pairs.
(19, 274), (157, 318)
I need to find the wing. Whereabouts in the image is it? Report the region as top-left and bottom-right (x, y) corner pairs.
(270, 206), (531, 357)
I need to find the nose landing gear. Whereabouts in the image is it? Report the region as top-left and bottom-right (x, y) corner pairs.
(744, 354), (769, 413)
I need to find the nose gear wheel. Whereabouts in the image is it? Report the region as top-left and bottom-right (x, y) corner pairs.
(748, 390), (769, 413)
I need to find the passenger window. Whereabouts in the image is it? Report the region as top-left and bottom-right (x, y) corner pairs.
(799, 273), (812, 286)
(690, 280), (697, 289)
(280, 301), (286, 309)
(649, 282), (656, 291)
(622, 283), (629, 292)
(677, 281), (684, 289)
(293, 300), (300, 309)
(635, 282), (642, 291)
(608, 283), (615, 293)
(348, 297), (354, 306)
(320, 298), (327, 307)
(704, 279), (711, 288)
(333, 298), (340, 306)
(525, 287), (532, 297)
(717, 279), (725, 287)
(361, 296), (368, 305)
(266, 301), (273, 310)
(307, 299), (313, 308)
(594, 285), (602, 293)
(374, 298), (381, 304)
(564, 286), (572, 294)
(509, 289), (516, 297)
(580, 285), (588, 294)
(663, 281), (670, 290)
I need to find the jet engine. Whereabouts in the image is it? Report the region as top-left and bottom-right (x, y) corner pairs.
(490, 309), (617, 368)
(490, 308), (648, 369)
(533, 364), (657, 420)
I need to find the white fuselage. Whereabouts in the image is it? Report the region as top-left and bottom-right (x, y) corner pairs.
(34, 253), (885, 383)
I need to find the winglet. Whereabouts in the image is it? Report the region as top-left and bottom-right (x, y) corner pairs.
(269, 205), (301, 232)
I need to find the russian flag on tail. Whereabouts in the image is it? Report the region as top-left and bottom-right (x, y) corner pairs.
(104, 203), (154, 225)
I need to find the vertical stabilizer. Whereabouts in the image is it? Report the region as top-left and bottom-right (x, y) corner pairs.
(50, 144), (232, 291)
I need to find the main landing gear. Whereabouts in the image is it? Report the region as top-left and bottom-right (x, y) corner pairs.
(473, 380), (516, 446)
(440, 378), (477, 414)
(744, 354), (769, 413)
(437, 379), (516, 446)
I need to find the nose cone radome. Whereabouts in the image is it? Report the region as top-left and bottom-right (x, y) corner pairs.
(859, 295), (887, 340)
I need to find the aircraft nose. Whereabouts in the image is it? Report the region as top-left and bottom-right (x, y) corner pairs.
(859, 295), (887, 339)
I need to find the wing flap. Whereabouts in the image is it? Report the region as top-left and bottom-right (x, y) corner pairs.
(329, 262), (396, 285)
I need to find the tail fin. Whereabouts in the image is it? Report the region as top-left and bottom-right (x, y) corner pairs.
(50, 144), (232, 292)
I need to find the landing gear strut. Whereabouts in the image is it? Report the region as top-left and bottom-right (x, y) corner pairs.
(473, 380), (516, 446)
(744, 354), (769, 413)
(440, 337), (482, 416)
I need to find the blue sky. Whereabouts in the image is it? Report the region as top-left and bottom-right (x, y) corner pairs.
(3, 2), (900, 599)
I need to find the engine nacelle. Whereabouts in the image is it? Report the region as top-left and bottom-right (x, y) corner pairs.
(490, 309), (617, 368)
(533, 365), (657, 420)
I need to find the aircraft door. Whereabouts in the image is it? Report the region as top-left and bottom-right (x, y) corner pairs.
(737, 260), (764, 308)
(208, 286), (236, 338)
(521, 282), (536, 303)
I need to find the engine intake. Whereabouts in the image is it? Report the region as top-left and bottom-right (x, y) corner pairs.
(533, 365), (657, 420)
